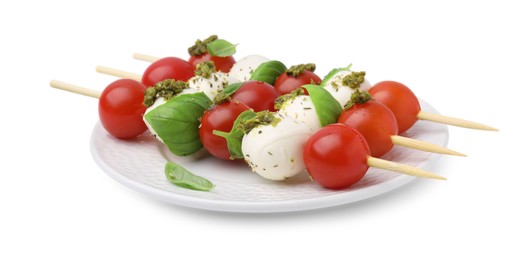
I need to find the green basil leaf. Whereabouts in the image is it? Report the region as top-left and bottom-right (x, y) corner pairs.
(222, 82), (242, 96)
(320, 64), (352, 87)
(165, 161), (215, 191)
(249, 60), (287, 85)
(144, 92), (213, 156)
(213, 82), (242, 104)
(207, 39), (237, 57)
(213, 109), (257, 159)
(302, 84), (342, 127)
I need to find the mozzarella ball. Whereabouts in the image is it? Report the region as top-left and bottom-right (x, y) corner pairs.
(188, 72), (239, 101)
(323, 70), (372, 107)
(229, 55), (270, 82)
(277, 95), (321, 133)
(241, 117), (312, 180)
(143, 97), (167, 143)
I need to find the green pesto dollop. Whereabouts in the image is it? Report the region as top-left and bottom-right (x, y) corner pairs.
(194, 61), (217, 78)
(344, 89), (372, 110)
(142, 79), (189, 107)
(274, 88), (306, 110)
(239, 111), (281, 135)
(341, 71), (366, 89)
(188, 35), (218, 56)
(286, 63), (316, 77)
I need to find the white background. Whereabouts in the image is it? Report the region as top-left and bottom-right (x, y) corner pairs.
(1, 0), (522, 259)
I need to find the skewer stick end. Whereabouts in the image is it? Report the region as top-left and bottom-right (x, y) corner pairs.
(367, 156), (446, 180)
(133, 53), (160, 62)
(49, 79), (101, 99)
(390, 135), (467, 157)
(417, 111), (498, 132)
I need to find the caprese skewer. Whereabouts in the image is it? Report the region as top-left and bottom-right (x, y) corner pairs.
(369, 80), (498, 132)
(304, 123), (445, 189)
(338, 89), (465, 157)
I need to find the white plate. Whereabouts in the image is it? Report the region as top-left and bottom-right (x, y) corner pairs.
(90, 100), (448, 213)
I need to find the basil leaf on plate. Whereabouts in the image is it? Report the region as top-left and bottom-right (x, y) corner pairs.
(320, 64), (352, 87)
(213, 109), (257, 159)
(165, 161), (215, 191)
(302, 84), (342, 127)
(144, 92), (213, 156)
(249, 60), (287, 85)
(207, 39), (237, 57)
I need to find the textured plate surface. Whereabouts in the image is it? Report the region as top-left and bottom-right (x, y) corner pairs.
(90, 100), (447, 213)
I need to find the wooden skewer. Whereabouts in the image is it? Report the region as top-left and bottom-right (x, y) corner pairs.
(95, 66), (142, 81)
(133, 53), (160, 62)
(418, 111), (498, 131)
(49, 80), (101, 99)
(391, 135), (466, 157)
(367, 156), (446, 180)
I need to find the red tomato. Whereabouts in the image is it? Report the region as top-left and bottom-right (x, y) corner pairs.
(230, 81), (279, 112)
(98, 79), (148, 139)
(303, 123), (371, 189)
(189, 52), (236, 73)
(141, 57), (195, 87)
(338, 100), (398, 158)
(199, 101), (250, 160)
(368, 81), (421, 133)
(274, 70), (321, 95)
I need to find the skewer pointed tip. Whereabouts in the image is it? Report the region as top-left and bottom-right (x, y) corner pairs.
(367, 156), (446, 180)
(484, 126), (499, 132)
(447, 149), (467, 157)
(434, 175), (447, 181)
(390, 135), (467, 157)
(417, 111), (499, 132)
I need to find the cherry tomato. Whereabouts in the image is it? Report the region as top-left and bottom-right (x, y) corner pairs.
(141, 57), (195, 87)
(230, 81), (279, 112)
(368, 81), (421, 133)
(338, 100), (398, 158)
(303, 123), (371, 189)
(274, 70), (321, 95)
(199, 101), (250, 160)
(189, 52), (236, 73)
(98, 79), (148, 139)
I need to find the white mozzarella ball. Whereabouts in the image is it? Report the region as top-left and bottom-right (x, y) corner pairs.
(188, 72), (238, 100)
(241, 117), (312, 180)
(229, 55), (270, 82)
(178, 87), (198, 95)
(277, 95), (321, 133)
(323, 70), (372, 107)
(143, 97), (166, 143)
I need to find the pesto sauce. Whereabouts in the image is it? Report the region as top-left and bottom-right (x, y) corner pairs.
(239, 111), (281, 134)
(188, 35), (218, 56)
(194, 61), (217, 78)
(274, 88), (306, 110)
(342, 71), (366, 89)
(142, 79), (189, 107)
(344, 89), (372, 110)
(286, 63), (316, 77)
